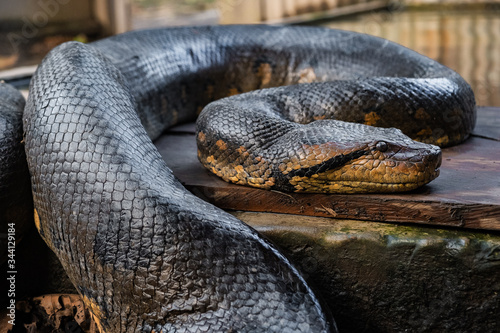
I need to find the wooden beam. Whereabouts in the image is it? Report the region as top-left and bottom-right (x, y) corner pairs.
(265, 1), (389, 25)
(155, 107), (500, 231)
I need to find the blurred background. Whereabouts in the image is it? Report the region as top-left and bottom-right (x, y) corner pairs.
(0, 0), (499, 106)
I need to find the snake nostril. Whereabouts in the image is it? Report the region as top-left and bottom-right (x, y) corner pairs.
(375, 141), (388, 152)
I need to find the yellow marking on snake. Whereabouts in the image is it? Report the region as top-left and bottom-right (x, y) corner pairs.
(364, 112), (381, 126)
(236, 146), (250, 158)
(216, 139), (228, 150)
(435, 135), (450, 147)
(82, 295), (105, 333)
(415, 108), (431, 120)
(34, 209), (41, 231)
(417, 128), (433, 136)
(197, 131), (206, 143)
(298, 67), (316, 83)
(199, 146), (276, 189)
(33, 208), (54, 248)
(228, 88), (240, 96)
(206, 155), (215, 164)
(257, 62), (272, 86)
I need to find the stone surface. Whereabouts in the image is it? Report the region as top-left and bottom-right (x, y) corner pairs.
(233, 211), (500, 333)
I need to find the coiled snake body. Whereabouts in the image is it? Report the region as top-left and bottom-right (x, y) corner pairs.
(14, 25), (477, 332)
(0, 83), (32, 262)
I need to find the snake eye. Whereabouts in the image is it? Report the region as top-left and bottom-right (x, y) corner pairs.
(375, 141), (388, 152)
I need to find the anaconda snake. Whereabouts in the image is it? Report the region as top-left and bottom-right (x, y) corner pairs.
(6, 25), (478, 332)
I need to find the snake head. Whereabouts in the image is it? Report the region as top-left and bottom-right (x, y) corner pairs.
(354, 128), (442, 192)
(278, 121), (442, 193)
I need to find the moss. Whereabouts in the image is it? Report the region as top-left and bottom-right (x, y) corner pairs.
(233, 211), (500, 333)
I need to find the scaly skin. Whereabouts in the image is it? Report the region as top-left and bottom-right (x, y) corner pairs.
(0, 83), (32, 264)
(198, 114), (442, 193)
(24, 38), (334, 332)
(94, 25), (470, 193)
(22, 25), (475, 332)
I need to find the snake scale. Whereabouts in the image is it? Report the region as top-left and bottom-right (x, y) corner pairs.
(4, 25), (477, 332)
(0, 83), (32, 263)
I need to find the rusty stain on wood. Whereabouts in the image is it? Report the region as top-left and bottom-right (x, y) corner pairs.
(315, 205), (338, 217)
(155, 107), (500, 231)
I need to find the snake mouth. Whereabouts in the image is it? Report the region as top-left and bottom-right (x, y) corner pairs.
(287, 168), (441, 193)
(287, 167), (441, 193)
(285, 142), (442, 193)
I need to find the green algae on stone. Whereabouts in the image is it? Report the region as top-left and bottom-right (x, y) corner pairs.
(232, 211), (500, 333)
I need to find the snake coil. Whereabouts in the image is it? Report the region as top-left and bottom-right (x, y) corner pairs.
(20, 25), (475, 332)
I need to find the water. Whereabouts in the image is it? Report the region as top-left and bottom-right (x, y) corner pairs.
(320, 6), (500, 107)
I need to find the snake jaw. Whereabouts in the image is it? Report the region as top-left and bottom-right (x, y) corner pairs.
(282, 126), (442, 193)
(367, 139), (441, 188)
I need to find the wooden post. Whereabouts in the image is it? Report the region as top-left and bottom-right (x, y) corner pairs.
(489, 18), (500, 106)
(309, 0), (324, 11)
(295, 0), (311, 14)
(93, 0), (131, 35)
(324, 0), (338, 9)
(218, 0), (262, 24)
(110, 0), (131, 34)
(283, 0), (297, 16)
(262, 0), (284, 21)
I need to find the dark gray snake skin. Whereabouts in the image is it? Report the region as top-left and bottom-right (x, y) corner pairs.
(21, 25), (475, 332)
(0, 83), (32, 263)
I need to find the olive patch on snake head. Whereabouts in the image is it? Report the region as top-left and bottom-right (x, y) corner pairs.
(282, 125), (441, 193)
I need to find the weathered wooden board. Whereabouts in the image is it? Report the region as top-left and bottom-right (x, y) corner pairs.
(155, 107), (500, 231)
(473, 106), (500, 141)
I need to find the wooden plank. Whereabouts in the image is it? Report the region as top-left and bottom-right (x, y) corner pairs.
(109, 0), (132, 34)
(472, 106), (500, 141)
(154, 107), (500, 231)
(0, 65), (37, 81)
(265, 1), (390, 25)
